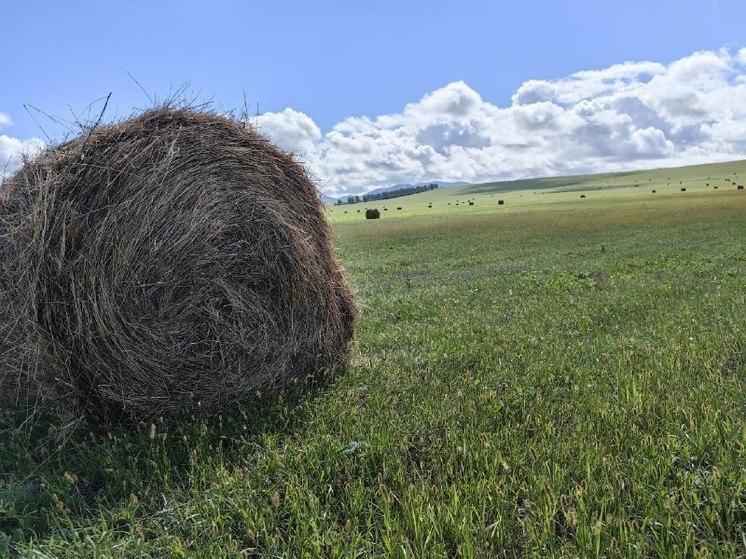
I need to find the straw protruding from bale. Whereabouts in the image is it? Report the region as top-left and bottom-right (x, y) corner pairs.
(0, 108), (357, 422)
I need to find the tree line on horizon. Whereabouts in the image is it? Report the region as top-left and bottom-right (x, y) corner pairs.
(338, 183), (439, 205)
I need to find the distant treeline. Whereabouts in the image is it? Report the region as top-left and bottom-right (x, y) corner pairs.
(339, 183), (439, 205)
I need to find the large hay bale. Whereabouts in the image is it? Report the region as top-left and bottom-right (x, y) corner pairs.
(365, 208), (380, 219)
(0, 108), (357, 422)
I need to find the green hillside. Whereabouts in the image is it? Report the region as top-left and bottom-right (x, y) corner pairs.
(460, 159), (746, 195)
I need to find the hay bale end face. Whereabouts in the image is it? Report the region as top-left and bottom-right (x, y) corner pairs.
(365, 208), (380, 219)
(0, 108), (358, 422)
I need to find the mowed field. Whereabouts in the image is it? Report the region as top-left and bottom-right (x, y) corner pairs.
(2, 161), (745, 557)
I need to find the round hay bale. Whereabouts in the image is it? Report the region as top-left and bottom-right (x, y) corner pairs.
(0, 108), (357, 422)
(738, 185), (744, 190)
(365, 208), (380, 219)
(497, 200), (504, 205)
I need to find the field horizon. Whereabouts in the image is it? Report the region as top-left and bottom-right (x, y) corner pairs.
(329, 157), (746, 217)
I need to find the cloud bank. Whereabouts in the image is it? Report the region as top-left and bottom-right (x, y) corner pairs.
(3, 48), (745, 195)
(258, 47), (746, 197)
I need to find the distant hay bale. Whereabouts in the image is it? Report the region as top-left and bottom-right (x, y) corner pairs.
(0, 107), (357, 422)
(681, 187), (687, 191)
(652, 190), (656, 193)
(580, 195), (586, 199)
(365, 208), (380, 219)
(738, 185), (744, 190)
(396, 207), (402, 210)
(468, 201), (474, 206)
(498, 200), (504, 205)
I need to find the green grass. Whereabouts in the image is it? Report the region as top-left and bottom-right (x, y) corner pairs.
(2, 162), (745, 558)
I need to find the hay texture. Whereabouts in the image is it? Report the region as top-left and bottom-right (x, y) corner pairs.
(0, 108), (357, 421)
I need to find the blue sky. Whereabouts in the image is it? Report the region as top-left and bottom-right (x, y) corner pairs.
(3, 0), (746, 195)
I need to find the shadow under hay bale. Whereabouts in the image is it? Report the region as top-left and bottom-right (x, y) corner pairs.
(0, 107), (358, 423)
(365, 208), (380, 219)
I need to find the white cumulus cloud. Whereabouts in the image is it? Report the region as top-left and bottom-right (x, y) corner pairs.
(0, 115), (44, 179)
(256, 108), (321, 154)
(259, 47), (746, 197)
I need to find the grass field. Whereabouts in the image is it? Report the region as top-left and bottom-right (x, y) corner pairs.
(2, 161), (745, 557)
